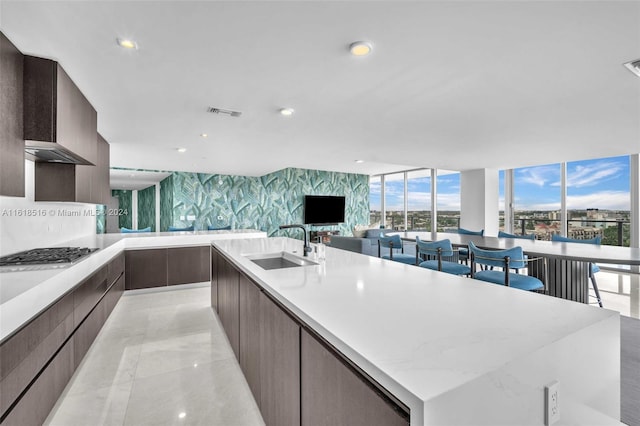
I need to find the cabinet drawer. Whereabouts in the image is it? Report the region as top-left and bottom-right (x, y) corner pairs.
(0, 292), (74, 418)
(73, 265), (108, 328)
(1, 336), (74, 426)
(107, 252), (125, 287)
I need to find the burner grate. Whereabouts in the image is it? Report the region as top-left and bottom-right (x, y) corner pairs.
(0, 247), (99, 266)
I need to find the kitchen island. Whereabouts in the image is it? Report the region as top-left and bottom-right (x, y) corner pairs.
(212, 237), (620, 426)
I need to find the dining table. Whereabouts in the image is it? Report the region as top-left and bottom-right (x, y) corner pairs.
(392, 231), (640, 304)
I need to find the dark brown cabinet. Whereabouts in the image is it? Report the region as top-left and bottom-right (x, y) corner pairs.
(301, 330), (409, 426)
(125, 246), (210, 290)
(211, 247), (410, 426)
(95, 134), (111, 205)
(34, 133), (110, 204)
(74, 133), (111, 205)
(211, 249), (219, 310)
(1, 336), (75, 426)
(260, 292), (301, 426)
(0, 32), (25, 197)
(239, 274), (261, 404)
(167, 246), (210, 285)
(218, 257), (240, 357)
(23, 55), (96, 164)
(0, 252), (124, 425)
(23, 55), (109, 203)
(125, 249), (168, 290)
(0, 292), (74, 419)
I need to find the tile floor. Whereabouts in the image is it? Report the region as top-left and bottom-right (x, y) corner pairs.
(595, 269), (640, 319)
(44, 284), (264, 426)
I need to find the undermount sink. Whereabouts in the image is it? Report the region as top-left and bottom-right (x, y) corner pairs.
(245, 251), (318, 270)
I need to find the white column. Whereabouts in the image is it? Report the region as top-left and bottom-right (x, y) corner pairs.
(504, 169), (514, 233)
(460, 169), (499, 236)
(561, 162), (567, 236)
(403, 172), (408, 230)
(380, 175), (386, 228)
(631, 154), (639, 249)
(155, 183), (161, 232)
(431, 169), (437, 233)
(132, 190), (138, 230)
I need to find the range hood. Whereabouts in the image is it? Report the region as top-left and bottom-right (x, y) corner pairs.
(25, 140), (95, 166)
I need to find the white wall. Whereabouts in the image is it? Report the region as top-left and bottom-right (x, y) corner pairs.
(460, 169), (499, 236)
(0, 160), (97, 256)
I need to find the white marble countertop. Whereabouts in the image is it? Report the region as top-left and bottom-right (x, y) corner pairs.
(212, 237), (620, 426)
(0, 229), (265, 342)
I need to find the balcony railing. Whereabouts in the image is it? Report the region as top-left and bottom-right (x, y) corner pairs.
(513, 218), (630, 246)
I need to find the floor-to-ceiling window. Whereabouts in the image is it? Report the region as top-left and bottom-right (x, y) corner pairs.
(513, 163), (561, 239)
(566, 155), (631, 246)
(499, 170), (506, 231)
(436, 170), (460, 231)
(383, 172), (405, 230)
(407, 169), (431, 231)
(369, 175), (382, 225)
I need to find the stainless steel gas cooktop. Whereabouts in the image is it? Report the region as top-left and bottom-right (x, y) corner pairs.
(0, 247), (99, 272)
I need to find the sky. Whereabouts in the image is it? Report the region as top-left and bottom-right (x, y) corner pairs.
(370, 156), (631, 212)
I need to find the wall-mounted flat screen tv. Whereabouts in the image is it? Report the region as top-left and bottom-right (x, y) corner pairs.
(304, 195), (345, 225)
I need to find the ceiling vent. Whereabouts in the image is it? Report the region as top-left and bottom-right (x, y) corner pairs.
(207, 107), (242, 117)
(623, 59), (640, 77)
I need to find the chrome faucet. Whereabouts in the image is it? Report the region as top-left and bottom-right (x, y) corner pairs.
(279, 224), (312, 257)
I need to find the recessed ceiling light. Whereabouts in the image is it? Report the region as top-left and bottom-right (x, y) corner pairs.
(279, 108), (295, 116)
(355, 160), (365, 163)
(178, 412), (186, 419)
(349, 41), (373, 56)
(177, 148), (187, 153)
(116, 38), (138, 50)
(623, 59), (640, 77)
(200, 133), (208, 138)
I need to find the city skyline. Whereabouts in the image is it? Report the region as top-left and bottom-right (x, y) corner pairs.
(371, 156), (631, 212)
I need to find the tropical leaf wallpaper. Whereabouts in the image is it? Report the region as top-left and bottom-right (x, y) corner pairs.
(160, 175), (173, 233)
(111, 190), (132, 229)
(138, 185), (155, 231)
(168, 167), (369, 237)
(96, 205), (106, 234)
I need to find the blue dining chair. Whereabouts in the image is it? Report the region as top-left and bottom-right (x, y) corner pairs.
(416, 237), (471, 276)
(168, 225), (194, 231)
(498, 230), (535, 273)
(457, 228), (484, 265)
(498, 230), (535, 240)
(121, 227), (151, 233)
(468, 241), (545, 292)
(551, 234), (603, 307)
(377, 234), (416, 265)
(208, 225), (232, 231)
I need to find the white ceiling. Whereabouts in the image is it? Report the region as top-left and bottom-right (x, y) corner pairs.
(109, 169), (172, 191)
(2, 1), (639, 178)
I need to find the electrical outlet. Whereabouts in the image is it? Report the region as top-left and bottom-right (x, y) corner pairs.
(187, 215), (196, 221)
(545, 380), (560, 425)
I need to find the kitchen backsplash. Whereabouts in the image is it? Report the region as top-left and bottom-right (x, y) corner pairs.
(0, 161), (98, 256)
